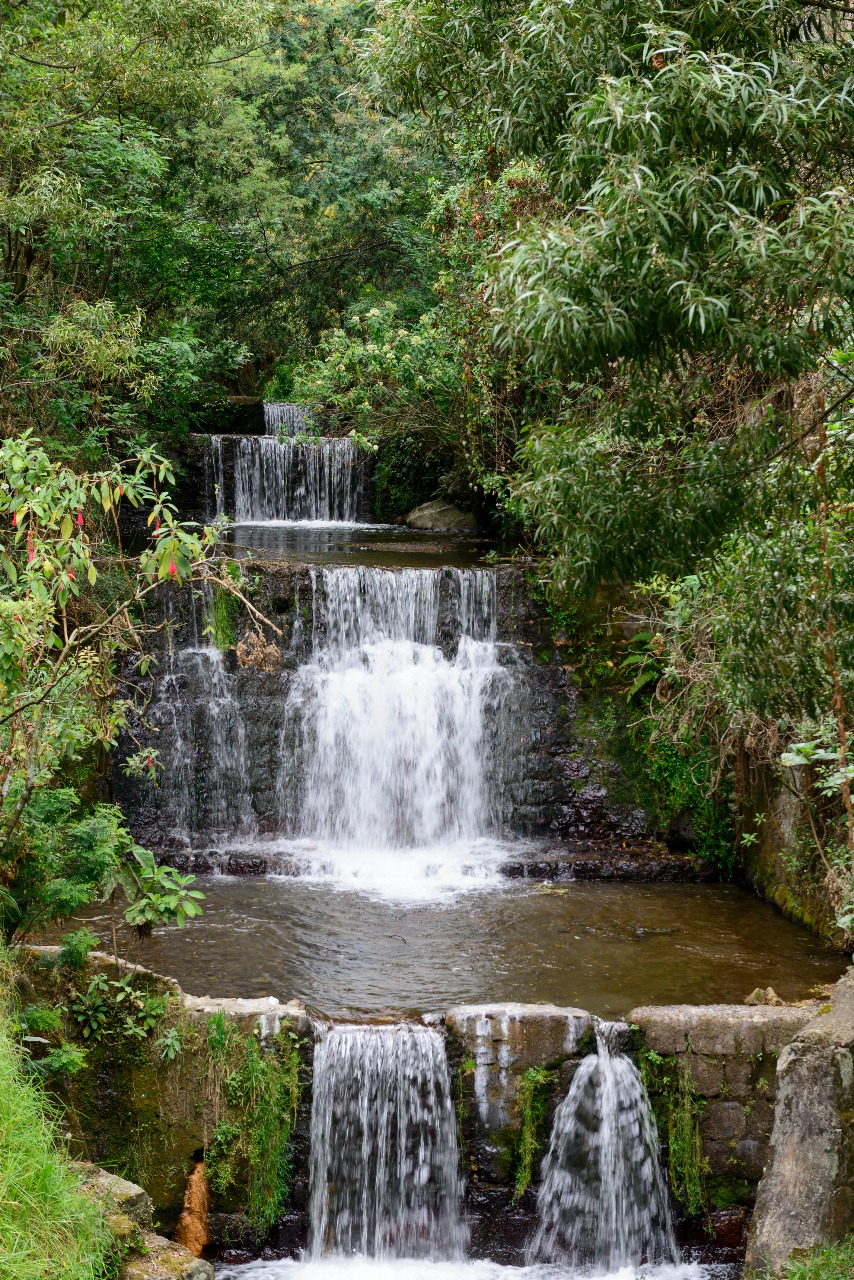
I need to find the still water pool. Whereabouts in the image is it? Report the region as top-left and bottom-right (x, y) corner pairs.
(67, 874), (847, 1020)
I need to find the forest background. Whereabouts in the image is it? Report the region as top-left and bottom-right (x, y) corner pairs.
(2, 0), (854, 964)
(2, 1), (854, 1273)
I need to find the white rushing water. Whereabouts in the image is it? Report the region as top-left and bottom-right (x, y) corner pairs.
(217, 1262), (710, 1280)
(528, 1020), (677, 1271)
(234, 436), (363, 523)
(271, 568), (521, 894)
(309, 1024), (466, 1260)
(148, 567), (521, 899)
(265, 402), (308, 436)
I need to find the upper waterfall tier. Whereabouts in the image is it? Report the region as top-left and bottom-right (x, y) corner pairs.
(263, 401), (307, 436)
(206, 433), (367, 524)
(309, 1023), (466, 1260)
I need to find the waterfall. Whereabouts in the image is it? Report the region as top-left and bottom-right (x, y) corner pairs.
(233, 436), (362, 523)
(146, 592), (257, 844)
(527, 1019), (677, 1272)
(308, 1024), (466, 1260)
(264, 401), (307, 436)
(278, 568), (519, 852)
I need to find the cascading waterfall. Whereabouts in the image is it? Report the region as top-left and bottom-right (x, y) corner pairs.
(233, 435), (362, 523)
(139, 567), (520, 872)
(147, 590), (257, 843)
(308, 1023), (466, 1260)
(527, 1019), (677, 1272)
(279, 567), (518, 853)
(264, 401), (307, 436)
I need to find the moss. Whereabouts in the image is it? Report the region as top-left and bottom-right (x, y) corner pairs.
(209, 585), (241, 651)
(640, 1050), (708, 1216)
(202, 1021), (303, 1234)
(513, 1066), (557, 1199)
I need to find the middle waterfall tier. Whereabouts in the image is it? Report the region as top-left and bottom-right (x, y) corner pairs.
(127, 567), (526, 868)
(309, 1023), (466, 1259)
(206, 433), (367, 523)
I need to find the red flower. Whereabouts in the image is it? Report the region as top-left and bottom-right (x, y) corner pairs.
(11, 512), (17, 527)
(77, 509), (84, 525)
(68, 568), (75, 579)
(27, 536), (34, 563)
(168, 558), (177, 577)
(146, 754), (153, 768)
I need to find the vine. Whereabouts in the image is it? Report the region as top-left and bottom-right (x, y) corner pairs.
(203, 1020), (303, 1233)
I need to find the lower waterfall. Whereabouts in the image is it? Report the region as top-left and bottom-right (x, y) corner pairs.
(527, 1019), (677, 1271)
(308, 1024), (466, 1260)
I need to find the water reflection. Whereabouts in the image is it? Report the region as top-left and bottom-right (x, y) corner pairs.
(61, 879), (847, 1021)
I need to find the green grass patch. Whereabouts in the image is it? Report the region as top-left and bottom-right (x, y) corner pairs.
(514, 1065), (557, 1200)
(779, 1236), (854, 1280)
(0, 949), (113, 1279)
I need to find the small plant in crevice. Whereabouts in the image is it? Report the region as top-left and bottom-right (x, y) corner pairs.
(514, 1065), (557, 1200)
(641, 1050), (708, 1217)
(203, 1021), (304, 1234)
(457, 1056), (476, 1164)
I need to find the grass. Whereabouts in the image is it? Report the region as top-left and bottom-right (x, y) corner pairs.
(780, 1237), (854, 1280)
(0, 947), (113, 1280)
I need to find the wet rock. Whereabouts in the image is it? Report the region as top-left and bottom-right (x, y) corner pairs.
(444, 1003), (590, 1182)
(226, 853), (269, 876)
(744, 986), (784, 1006)
(746, 966), (854, 1273)
(405, 499), (478, 531)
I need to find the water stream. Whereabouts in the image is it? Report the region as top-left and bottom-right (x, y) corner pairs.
(309, 1024), (465, 1260)
(529, 1020), (676, 1270)
(234, 436), (363, 524)
(144, 566), (523, 888)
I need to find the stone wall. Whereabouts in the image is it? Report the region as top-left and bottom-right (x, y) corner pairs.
(630, 1000), (822, 1247)
(18, 948), (313, 1248)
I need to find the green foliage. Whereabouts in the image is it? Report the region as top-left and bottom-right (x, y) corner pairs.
(633, 723), (735, 872)
(514, 1065), (557, 1200)
(641, 1050), (708, 1216)
(0, 946), (113, 1279)
(57, 930), (101, 973)
(69, 974), (167, 1047)
(207, 585), (241, 652)
(778, 1235), (854, 1280)
(203, 1021), (303, 1233)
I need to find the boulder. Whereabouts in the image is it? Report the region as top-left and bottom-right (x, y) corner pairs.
(746, 966), (854, 1273)
(405, 499), (478, 531)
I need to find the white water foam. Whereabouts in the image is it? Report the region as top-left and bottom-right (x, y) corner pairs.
(217, 1260), (714, 1280)
(529, 1020), (677, 1271)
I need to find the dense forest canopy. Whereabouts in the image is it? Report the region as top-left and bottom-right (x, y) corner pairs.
(1, 0), (854, 939)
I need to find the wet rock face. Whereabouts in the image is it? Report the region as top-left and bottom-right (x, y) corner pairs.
(746, 968), (854, 1273)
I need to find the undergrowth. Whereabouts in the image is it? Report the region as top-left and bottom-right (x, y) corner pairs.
(0, 947), (114, 1280)
(204, 1012), (303, 1233)
(640, 1050), (708, 1216)
(514, 1065), (557, 1200)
